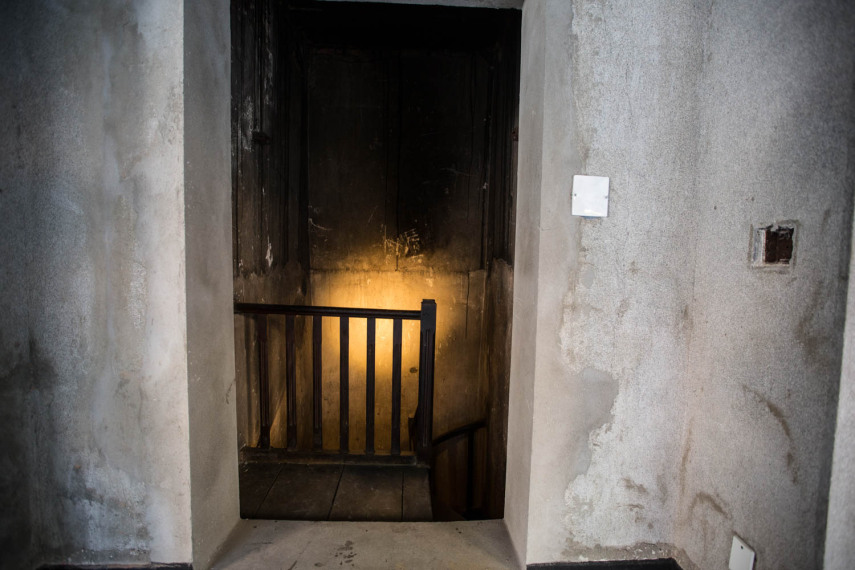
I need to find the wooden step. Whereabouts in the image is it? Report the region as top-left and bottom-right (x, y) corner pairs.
(239, 461), (433, 522)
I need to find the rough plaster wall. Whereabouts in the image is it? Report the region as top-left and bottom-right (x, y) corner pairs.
(523, 0), (588, 562)
(515, 0), (705, 563)
(503, 0), (546, 563)
(554, 0), (706, 563)
(0, 1), (192, 567)
(679, 2), (855, 569)
(513, 0), (854, 567)
(184, 0), (241, 568)
(826, 203), (855, 568)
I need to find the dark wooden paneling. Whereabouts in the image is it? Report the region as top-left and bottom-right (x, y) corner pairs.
(304, 47), (492, 273)
(396, 51), (487, 271)
(232, 0), (293, 279)
(307, 51), (391, 271)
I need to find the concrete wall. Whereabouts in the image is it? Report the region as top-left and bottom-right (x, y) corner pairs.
(503, 0), (546, 561)
(678, 2), (854, 569)
(509, 0), (855, 567)
(558, 0), (706, 562)
(508, 0), (703, 563)
(826, 207), (855, 568)
(0, 1), (192, 567)
(184, 0), (241, 568)
(0, 2), (241, 568)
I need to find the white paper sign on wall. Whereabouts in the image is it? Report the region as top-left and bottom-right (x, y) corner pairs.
(572, 175), (609, 218)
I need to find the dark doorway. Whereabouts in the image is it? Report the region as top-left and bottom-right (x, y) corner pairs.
(231, 0), (520, 521)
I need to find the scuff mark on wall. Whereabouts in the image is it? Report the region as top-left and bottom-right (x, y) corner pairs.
(383, 227), (422, 261)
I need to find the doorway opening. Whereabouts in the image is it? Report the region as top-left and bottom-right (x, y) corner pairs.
(230, 0), (520, 522)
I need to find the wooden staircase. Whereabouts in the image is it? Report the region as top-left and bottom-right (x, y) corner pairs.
(235, 299), (490, 523)
(239, 459), (432, 522)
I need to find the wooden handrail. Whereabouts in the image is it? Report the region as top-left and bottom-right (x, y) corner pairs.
(235, 302), (422, 320)
(432, 419), (486, 448)
(235, 299), (436, 462)
(430, 419), (487, 519)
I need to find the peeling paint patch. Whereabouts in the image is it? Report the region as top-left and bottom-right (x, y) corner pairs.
(560, 539), (676, 564)
(129, 261), (147, 330)
(579, 367), (619, 433)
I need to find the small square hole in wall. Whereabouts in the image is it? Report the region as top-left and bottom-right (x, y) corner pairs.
(752, 222), (796, 268)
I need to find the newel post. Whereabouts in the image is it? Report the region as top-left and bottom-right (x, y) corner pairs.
(416, 299), (437, 459)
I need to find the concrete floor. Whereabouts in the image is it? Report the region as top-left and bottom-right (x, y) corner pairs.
(210, 519), (520, 569)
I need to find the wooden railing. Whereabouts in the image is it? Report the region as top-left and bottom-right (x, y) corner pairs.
(431, 419), (486, 519)
(234, 299), (437, 461)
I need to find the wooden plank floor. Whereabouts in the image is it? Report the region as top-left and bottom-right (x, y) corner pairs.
(239, 462), (433, 522)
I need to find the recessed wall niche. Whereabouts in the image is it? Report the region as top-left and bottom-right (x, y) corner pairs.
(231, 0), (520, 521)
(752, 222), (797, 268)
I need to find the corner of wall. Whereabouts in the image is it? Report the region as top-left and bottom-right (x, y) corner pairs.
(822, 67), (855, 570)
(503, 0), (549, 564)
(183, 0), (241, 568)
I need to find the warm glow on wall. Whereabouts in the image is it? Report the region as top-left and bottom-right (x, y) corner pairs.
(260, 267), (485, 453)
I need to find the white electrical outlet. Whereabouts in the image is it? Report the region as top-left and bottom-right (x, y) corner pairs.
(729, 535), (755, 570)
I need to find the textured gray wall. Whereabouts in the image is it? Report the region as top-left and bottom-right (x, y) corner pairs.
(184, 0), (241, 568)
(678, 2), (854, 569)
(509, 0), (703, 563)
(509, 0), (855, 567)
(0, 1), (192, 567)
(504, 0), (546, 562)
(826, 213), (855, 569)
(557, 0), (706, 562)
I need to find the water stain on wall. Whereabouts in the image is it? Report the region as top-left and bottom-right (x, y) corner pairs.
(796, 284), (832, 368)
(623, 477), (649, 495)
(688, 491), (730, 520)
(743, 385), (799, 484)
